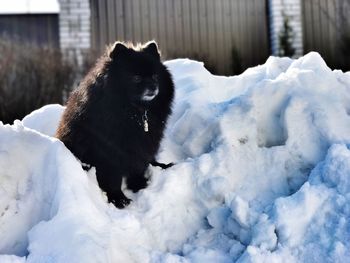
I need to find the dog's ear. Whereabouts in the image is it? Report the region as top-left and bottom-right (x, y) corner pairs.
(109, 42), (128, 59)
(143, 41), (160, 59)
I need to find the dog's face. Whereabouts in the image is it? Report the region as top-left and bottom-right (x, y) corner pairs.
(128, 65), (160, 103)
(109, 41), (162, 105)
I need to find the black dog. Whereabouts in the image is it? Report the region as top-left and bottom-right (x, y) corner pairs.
(56, 41), (174, 208)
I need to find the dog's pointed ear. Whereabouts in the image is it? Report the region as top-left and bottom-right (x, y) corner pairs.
(109, 42), (128, 59)
(143, 41), (160, 59)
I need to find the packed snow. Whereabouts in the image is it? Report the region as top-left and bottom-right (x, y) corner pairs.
(1, 52), (350, 263)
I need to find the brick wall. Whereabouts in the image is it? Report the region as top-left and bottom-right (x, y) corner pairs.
(58, 0), (90, 65)
(269, 0), (303, 57)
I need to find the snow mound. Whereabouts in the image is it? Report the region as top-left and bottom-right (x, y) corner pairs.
(1, 52), (350, 262)
(22, 104), (65, 137)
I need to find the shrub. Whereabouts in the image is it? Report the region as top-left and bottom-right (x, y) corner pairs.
(279, 13), (295, 57)
(231, 45), (243, 75)
(0, 38), (77, 124)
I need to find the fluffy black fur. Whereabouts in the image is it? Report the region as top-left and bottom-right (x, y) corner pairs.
(56, 41), (174, 208)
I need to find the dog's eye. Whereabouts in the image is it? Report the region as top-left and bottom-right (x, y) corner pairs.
(152, 74), (158, 81)
(133, 75), (142, 83)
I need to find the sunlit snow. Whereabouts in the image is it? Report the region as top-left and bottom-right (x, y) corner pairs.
(1, 52), (350, 263)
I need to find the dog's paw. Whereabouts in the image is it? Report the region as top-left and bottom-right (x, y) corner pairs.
(111, 196), (131, 208)
(108, 192), (132, 208)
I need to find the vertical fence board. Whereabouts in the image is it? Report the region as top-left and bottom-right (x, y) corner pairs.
(165, 0), (176, 55)
(123, 0), (133, 40)
(140, 0), (150, 41)
(206, 0), (216, 66)
(215, 0), (225, 73)
(327, 0), (336, 62)
(174, 0), (184, 53)
(131, 0), (141, 41)
(302, 0), (349, 70)
(231, 0), (240, 54)
(148, 0), (158, 40)
(98, 0), (107, 49)
(156, 0), (167, 54)
(115, 0), (124, 40)
(181, 0), (191, 56)
(189, 0), (200, 56)
(223, 0), (232, 73)
(198, 0), (208, 57)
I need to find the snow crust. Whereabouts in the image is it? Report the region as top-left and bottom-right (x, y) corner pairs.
(1, 52), (350, 262)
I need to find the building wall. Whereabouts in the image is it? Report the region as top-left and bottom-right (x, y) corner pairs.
(90, 0), (270, 75)
(269, 0), (303, 57)
(58, 0), (308, 71)
(58, 0), (90, 65)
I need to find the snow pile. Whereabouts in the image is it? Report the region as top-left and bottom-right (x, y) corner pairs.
(22, 104), (65, 137)
(1, 52), (350, 262)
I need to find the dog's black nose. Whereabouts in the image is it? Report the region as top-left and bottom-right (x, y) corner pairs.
(147, 84), (158, 93)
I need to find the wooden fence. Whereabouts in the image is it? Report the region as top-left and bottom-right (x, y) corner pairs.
(0, 14), (59, 48)
(90, 0), (269, 75)
(302, 0), (350, 71)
